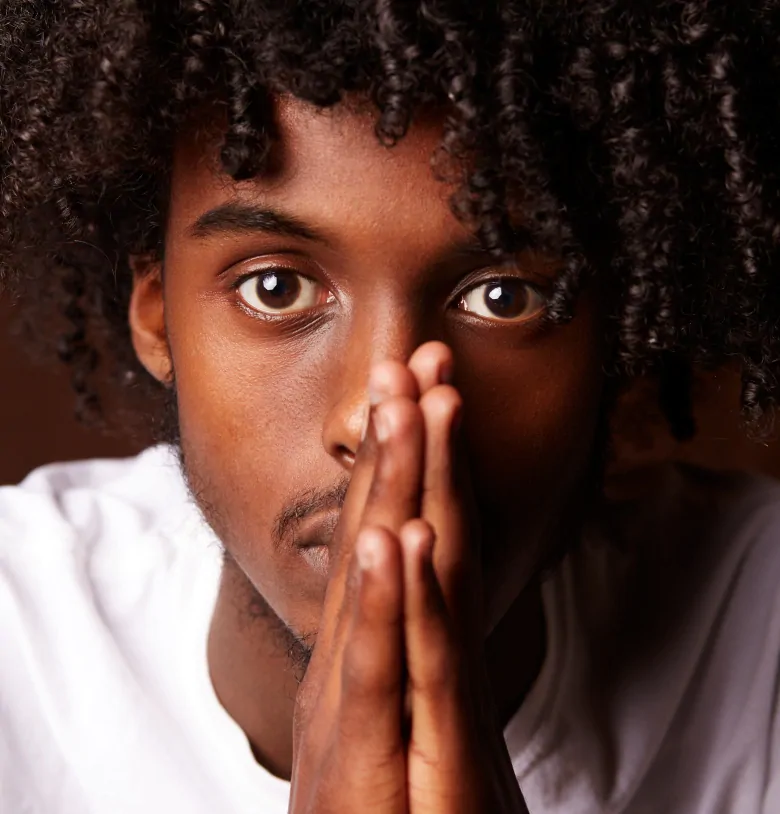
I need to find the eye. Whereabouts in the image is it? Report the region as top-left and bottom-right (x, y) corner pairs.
(458, 278), (547, 323)
(236, 270), (331, 316)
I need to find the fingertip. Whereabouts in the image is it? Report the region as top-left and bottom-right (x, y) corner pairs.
(352, 526), (404, 629)
(360, 394), (425, 537)
(400, 518), (436, 561)
(400, 520), (443, 612)
(408, 342), (455, 392)
(368, 360), (420, 405)
(419, 385), (463, 436)
(356, 525), (396, 573)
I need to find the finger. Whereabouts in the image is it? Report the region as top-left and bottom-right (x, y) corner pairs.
(400, 519), (466, 760)
(331, 362), (420, 571)
(344, 361), (420, 525)
(360, 395), (425, 535)
(329, 397), (424, 640)
(293, 528), (406, 814)
(368, 359), (420, 411)
(408, 341), (454, 394)
(401, 521), (529, 814)
(418, 383), (480, 630)
(339, 527), (406, 770)
(323, 363), (420, 610)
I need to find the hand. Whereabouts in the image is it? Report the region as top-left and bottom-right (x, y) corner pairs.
(402, 348), (528, 814)
(287, 349), (425, 814)
(288, 343), (528, 814)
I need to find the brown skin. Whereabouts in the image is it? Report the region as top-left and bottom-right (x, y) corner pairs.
(129, 97), (606, 797)
(289, 360), (532, 813)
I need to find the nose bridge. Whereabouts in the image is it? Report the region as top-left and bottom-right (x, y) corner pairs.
(345, 290), (427, 385)
(321, 298), (423, 467)
(367, 294), (424, 364)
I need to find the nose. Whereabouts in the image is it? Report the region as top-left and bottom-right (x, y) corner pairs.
(321, 309), (422, 470)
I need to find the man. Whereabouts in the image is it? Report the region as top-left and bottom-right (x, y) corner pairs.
(1, 2), (780, 812)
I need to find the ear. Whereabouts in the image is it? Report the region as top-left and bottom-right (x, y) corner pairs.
(128, 255), (172, 385)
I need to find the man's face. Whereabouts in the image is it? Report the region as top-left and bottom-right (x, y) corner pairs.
(132, 98), (606, 644)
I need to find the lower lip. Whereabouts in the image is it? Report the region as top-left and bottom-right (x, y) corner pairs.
(300, 545), (329, 575)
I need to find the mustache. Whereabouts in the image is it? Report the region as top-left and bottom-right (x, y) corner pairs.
(272, 476), (351, 549)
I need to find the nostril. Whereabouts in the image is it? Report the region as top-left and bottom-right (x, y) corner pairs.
(337, 446), (356, 469)
(322, 391), (369, 468)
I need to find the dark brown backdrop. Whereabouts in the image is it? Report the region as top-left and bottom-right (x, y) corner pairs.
(0, 296), (142, 484)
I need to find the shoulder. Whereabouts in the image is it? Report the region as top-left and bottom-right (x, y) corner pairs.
(588, 463), (780, 727)
(0, 448), (222, 811)
(0, 444), (216, 676)
(597, 462), (780, 571)
(563, 463), (780, 692)
(542, 466), (780, 810)
(0, 444), (193, 551)
(0, 445), (210, 608)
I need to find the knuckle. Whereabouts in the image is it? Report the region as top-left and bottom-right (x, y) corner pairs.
(341, 637), (391, 696)
(415, 640), (462, 694)
(359, 579), (403, 626)
(323, 747), (406, 812)
(367, 457), (415, 508)
(408, 738), (443, 773)
(377, 397), (423, 440)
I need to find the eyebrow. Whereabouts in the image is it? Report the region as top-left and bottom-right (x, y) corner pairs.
(188, 201), (329, 244)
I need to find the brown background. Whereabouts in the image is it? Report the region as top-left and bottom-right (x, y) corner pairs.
(0, 295), (141, 485)
(2, 292), (780, 486)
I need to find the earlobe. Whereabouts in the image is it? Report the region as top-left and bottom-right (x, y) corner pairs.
(128, 256), (173, 385)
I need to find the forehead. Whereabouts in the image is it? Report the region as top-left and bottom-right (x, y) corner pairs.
(168, 97), (465, 248)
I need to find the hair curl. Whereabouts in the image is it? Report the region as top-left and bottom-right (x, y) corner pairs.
(3, 0), (780, 440)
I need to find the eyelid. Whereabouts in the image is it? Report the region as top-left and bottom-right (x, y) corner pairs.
(453, 272), (551, 327)
(229, 266), (314, 291)
(225, 257), (312, 285)
(229, 262), (336, 322)
(450, 266), (550, 305)
(225, 258), (337, 301)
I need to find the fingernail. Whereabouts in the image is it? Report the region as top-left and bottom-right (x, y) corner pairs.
(369, 382), (384, 406)
(374, 408), (391, 443)
(357, 532), (380, 571)
(368, 369), (387, 406)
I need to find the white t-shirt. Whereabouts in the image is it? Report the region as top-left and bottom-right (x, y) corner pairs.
(0, 446), (778, 813)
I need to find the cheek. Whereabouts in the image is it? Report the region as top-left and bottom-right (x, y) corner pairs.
(162, 289), (333, 621)
(171, 321), (300, 514)
(459, 304), (605, 541)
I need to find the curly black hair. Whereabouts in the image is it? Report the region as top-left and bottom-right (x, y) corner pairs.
(2, 0), (780, 441)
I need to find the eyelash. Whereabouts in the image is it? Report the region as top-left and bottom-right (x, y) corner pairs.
(450, 272), (546, 304)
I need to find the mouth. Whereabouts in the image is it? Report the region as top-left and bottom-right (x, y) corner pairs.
(293, 511), (339, 576)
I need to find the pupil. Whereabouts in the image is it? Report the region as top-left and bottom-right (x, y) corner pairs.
(258, 272), (301, 310)
(484, 280), (528, 318)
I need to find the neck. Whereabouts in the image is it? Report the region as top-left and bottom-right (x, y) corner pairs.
(207, 562), (547, 781)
